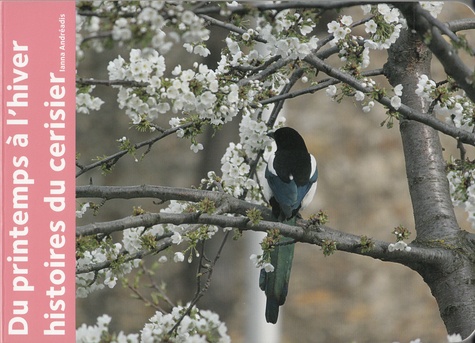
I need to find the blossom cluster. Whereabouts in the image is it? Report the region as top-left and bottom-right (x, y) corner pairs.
(361, 4), (403, 50)
(259, 11), (319, 60)
(107, 48), (165, 124)
(142, 305), (230, 343)
(76, 85), (105, 114)
(76, 237), (140, 298)
(415, 74), (437, 102)
(390, 84), (403, 110)
(220, 113), (277, 200)
(76, 314), (138, 343)
(76, 307), (230, 343)
(327, 4), (403, 72)
(108, 47), (261, 152)
(77, 2), (226, 146)
(76, 1), (209, 57)
(324, 4), (407, 114)
(416, 74), (475, 129)
(76, 199), (221, 298)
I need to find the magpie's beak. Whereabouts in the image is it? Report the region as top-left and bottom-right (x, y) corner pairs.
(267, 131), (275, 139)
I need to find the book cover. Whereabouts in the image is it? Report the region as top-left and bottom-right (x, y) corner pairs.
(1, 1), (76, 342)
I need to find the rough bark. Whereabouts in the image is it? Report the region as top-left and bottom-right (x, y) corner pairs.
(384, 28), (475, 337)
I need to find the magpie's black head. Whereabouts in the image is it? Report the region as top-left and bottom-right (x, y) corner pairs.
(269, 127), (308, 152)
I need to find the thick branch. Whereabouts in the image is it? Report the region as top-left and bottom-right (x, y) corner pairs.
(76, 184), (267, 217)
(76, 210), (452, 271)
(76, 185), (451, 268)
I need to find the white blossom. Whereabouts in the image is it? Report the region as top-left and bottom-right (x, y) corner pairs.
(361, 5), (372, 15)
(327, 21), (340, 34)
(174, 252), (185, 262)
(390, 96), (402, 110)
(394, 84), (403, 96)
(365, 20), (377, 34)
(77, 308), (229, 343)
(263, 262), (275, 273)
(171, 232), (183, 245)
(76, 202), (90, 218)
(190, 143), (204, 153)
(340, 15), (353, 26)
(123, 227), (144, 254)
(362, 101), (375, 113)
(355, 91), (365, 102)
(326, 85), (337, 97)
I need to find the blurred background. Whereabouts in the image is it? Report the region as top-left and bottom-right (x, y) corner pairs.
(76, 3), (475, 342)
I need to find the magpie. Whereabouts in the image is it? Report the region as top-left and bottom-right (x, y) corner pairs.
(259, 127), (318, 324)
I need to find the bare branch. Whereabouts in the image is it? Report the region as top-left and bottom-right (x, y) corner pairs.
(447, 18), (475, 32)
(77, 184), (255, 210)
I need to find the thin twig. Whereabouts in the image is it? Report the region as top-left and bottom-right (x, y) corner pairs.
(76, 123), (194, 177)
(168, 231), (230, 335)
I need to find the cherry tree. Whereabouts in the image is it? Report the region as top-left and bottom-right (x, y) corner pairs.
(75, 2), (475, 342)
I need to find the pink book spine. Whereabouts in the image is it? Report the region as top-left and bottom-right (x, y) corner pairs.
(1, 1), (76, 342)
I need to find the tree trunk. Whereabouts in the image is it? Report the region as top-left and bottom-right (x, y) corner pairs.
(384, 28), (475, 337)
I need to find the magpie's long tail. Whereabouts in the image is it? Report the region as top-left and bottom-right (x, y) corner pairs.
(259, 217), (296, 324)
